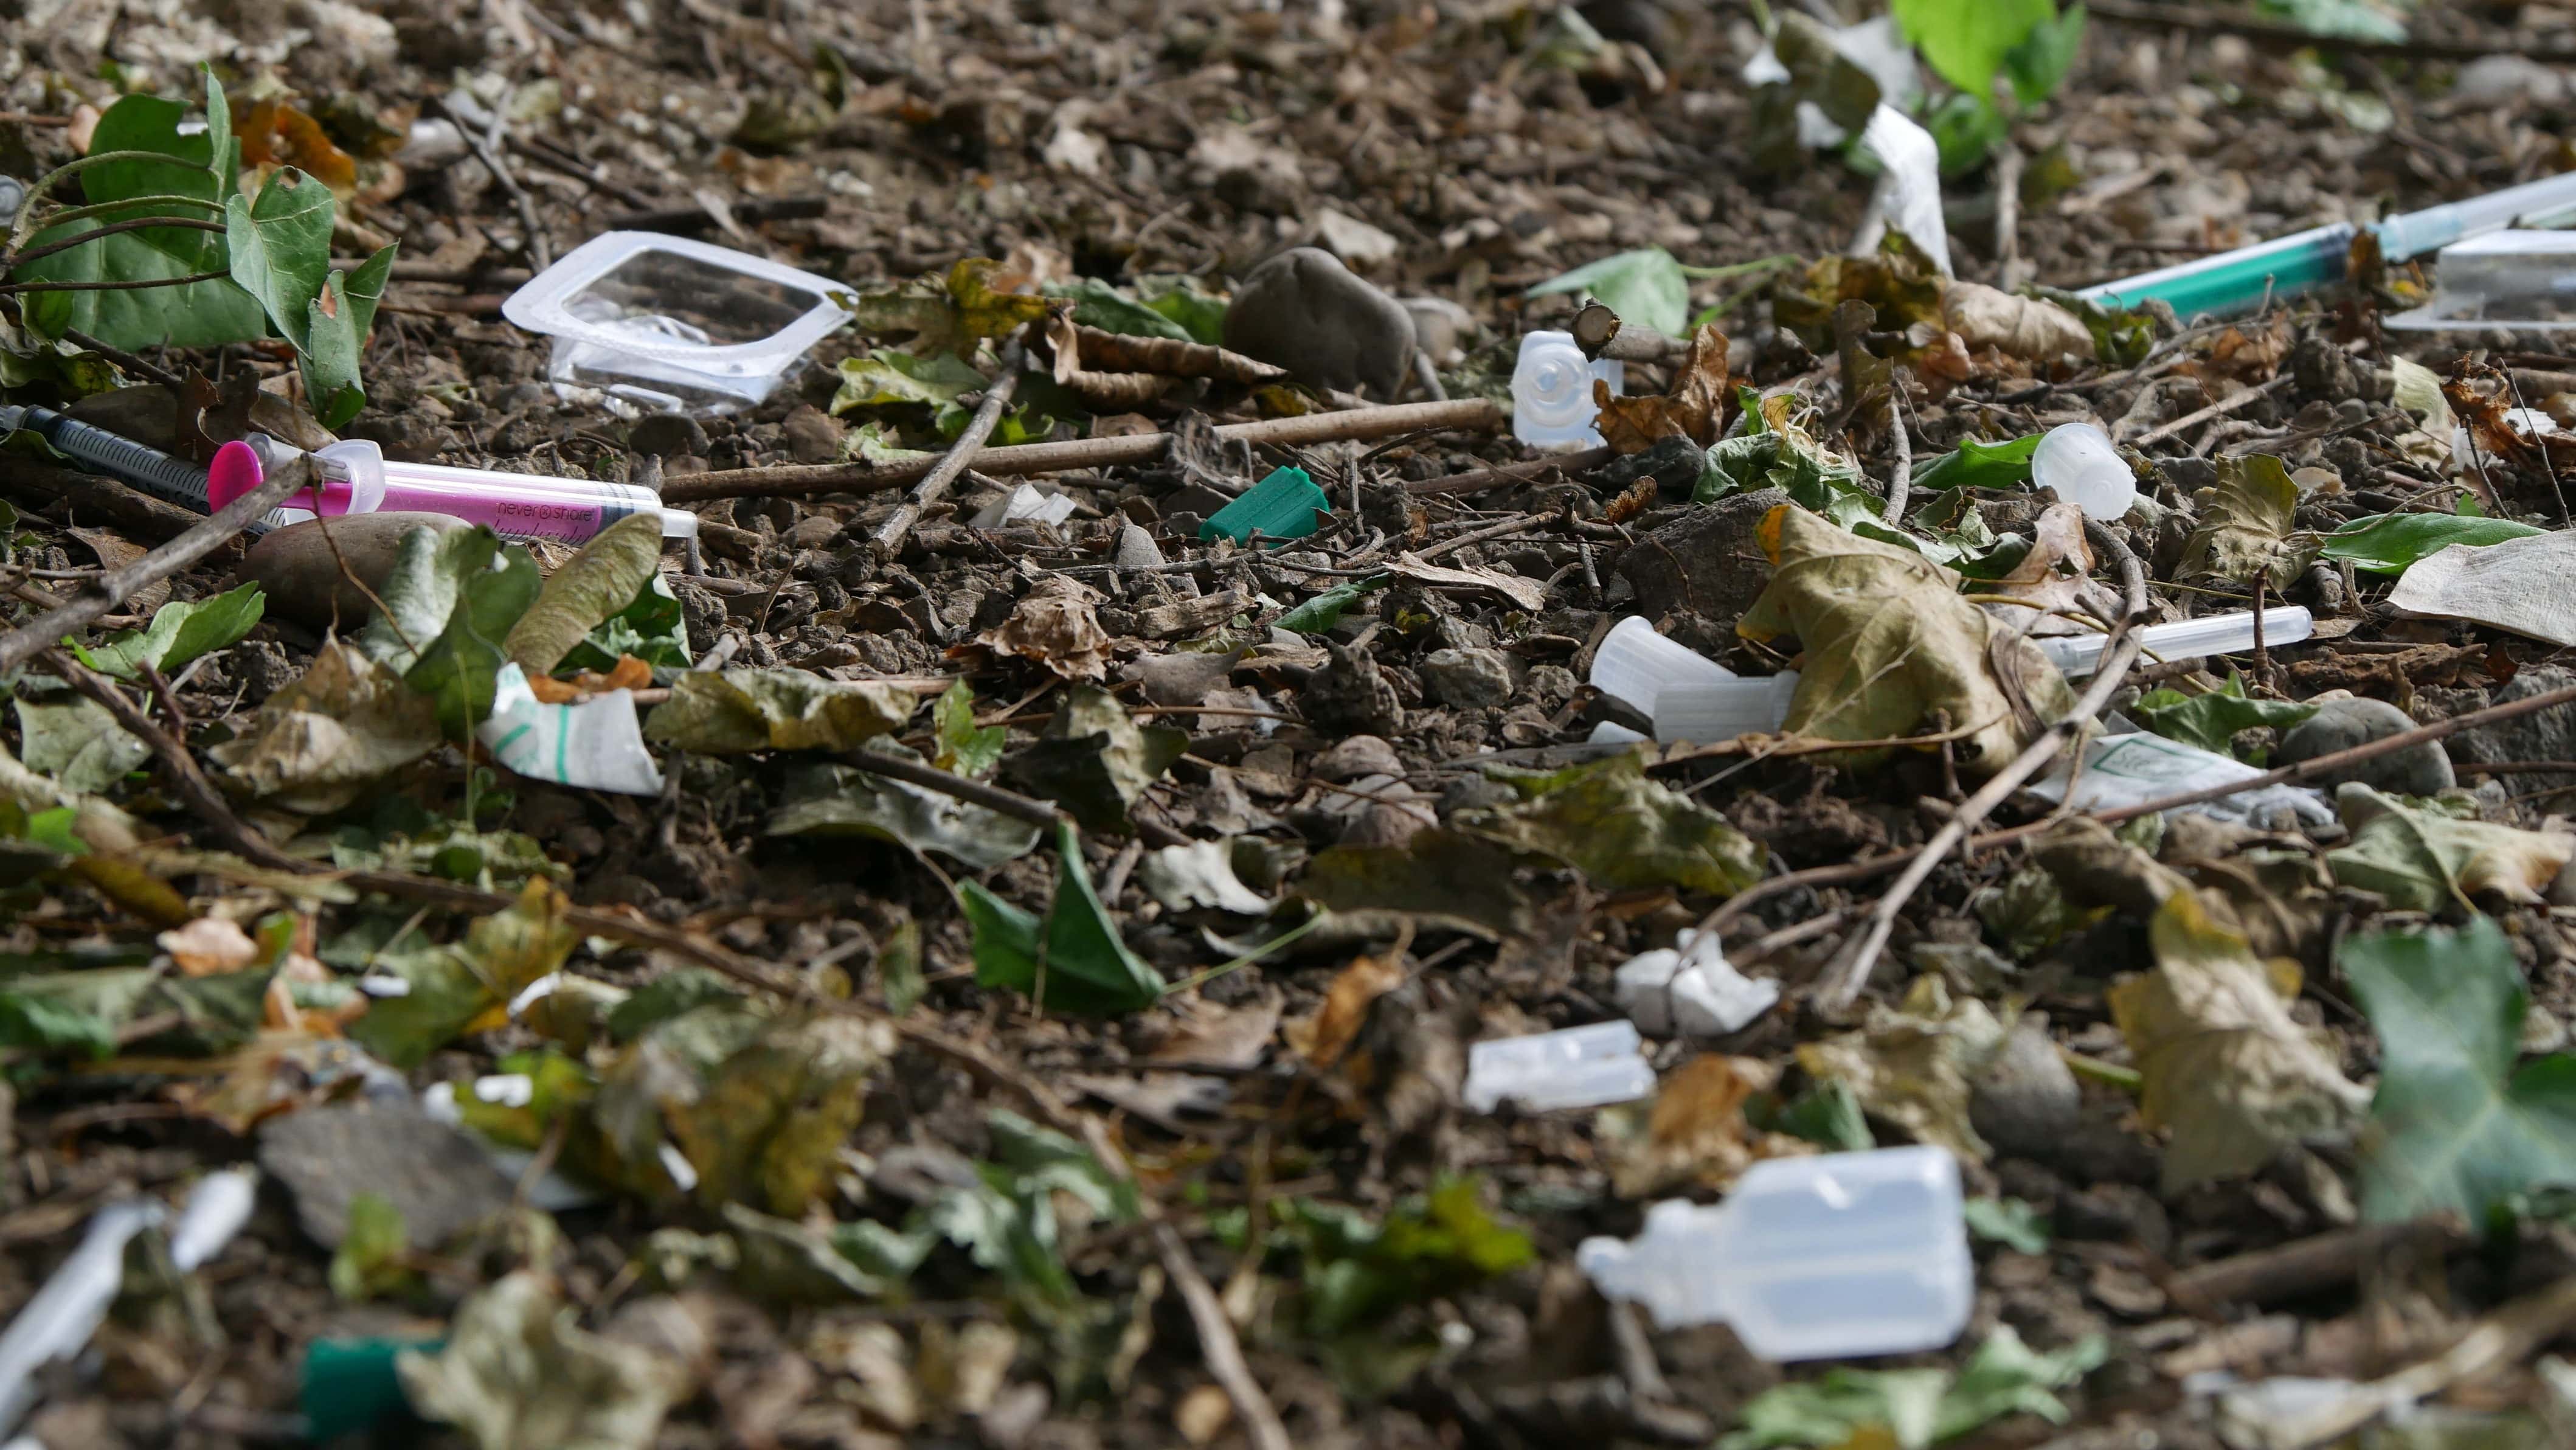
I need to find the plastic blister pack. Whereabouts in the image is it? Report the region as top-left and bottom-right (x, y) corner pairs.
(502, 232), (850, 415)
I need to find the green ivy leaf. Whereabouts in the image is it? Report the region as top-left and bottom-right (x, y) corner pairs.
(13, 696), (148, 794)
(1276, 576), (1388, 635)
(562, 575), (690, 673)
(2002, 3), (2087, 105)
(1525, 248), (1689, 338)
(829, 349), (986, 414)
(404, 544), (542, 737)
(932, 680), (1006, 778)
(1907, 434), (2041, 495)
(960, 820), (1163, 1016)
(2319, 511), (2546, 575)
(328, 1193), (416, 1302)
(1722, 1328), (2102, 1449)
(1963, 1196), (2052, 1253)
(2131, 671), (2318, 758)
(1891, 0), (2057, 100)
(1927, 93), (2010, 176)
(80, 581), (266, 679)
(1046, 279), (1195, 342)
(2344, 917), (2576, 1226)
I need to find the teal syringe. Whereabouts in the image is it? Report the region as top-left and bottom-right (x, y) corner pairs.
(2079, 168), (2576, 317)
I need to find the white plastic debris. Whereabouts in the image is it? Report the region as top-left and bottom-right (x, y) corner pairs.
(1853, 106), (1951, 276)
(2386, 527), (2576, 648)
(1578, 1146), (1972, 1361)
(0, 1170), (257, 1437)
(1615, 929), (1781, 1038)
(1740, 15), (1920, 149)
(2029, 421), (2136, 519)
(971, 484), (1078, 529)
(1587, 719), (1649, 746)
(1589, 616), (1738, 718)
(2035, 606), (2314, 678)
(477, 662), (667, 796)
(1463, 1021), (1655, 1113)
(502, 231), (850, 415)
(1511, 330), (1624, 449)
(2027, 730), (2333, 830)
(1653, 672), (1800, 743)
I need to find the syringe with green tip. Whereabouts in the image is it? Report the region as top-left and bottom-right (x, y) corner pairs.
(2079, 167), (2576, 318)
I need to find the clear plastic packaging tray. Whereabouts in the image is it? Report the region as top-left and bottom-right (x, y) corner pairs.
(2386, 230), (2576, 332)
(502, 232), (850, 414)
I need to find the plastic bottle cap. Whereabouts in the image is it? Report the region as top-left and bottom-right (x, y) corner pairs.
(2029, 421), (2135, 519)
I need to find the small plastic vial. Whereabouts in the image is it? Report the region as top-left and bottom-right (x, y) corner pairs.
(1463, 1021), (1655, 1113)
(1590, 616), (1738, 717)
(1652, 671), (1801, 742)
(1512, 331), (1623, 448)
(2035, 606), (2314, 678)
(2029, 421), (2136, 519)
(1578, 1145), (1972, 1361)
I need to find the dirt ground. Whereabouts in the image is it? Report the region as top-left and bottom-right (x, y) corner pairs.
(10, 1), (2576, 1447)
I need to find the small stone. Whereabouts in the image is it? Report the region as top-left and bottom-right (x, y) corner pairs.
(629, 411), (710, 460)
(1315, 209), (1399, 269)
(2452, 665), (2576, 800)
(1127, 650), (1239, 707)
(781, 405), (844, 464)
(1402, 296), (1476, 367)
(2454, 54), (2569, 106)
(1615, 487), (1789, 623)
(784, 513), (842, 550)
(1419, 646), (1514, 708)
(1113, 524), (1165, 569)
(1597, 435), (1708, 496)
(1223, 246), (1417, 401)
(1313, 734), (1404, 782)
(1970, 1024), (2081, 1160)
(2276, 697), (2455, 796)
(241, 512), (469, 628)
(258, 1104), (516, 1250)
(1300, 639), (1405, 737)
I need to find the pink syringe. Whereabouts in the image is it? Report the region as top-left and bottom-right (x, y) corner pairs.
(211, 439), (698, 544)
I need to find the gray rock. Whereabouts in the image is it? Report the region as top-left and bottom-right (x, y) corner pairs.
(2276, 697), (2455, 796)
(1599, 435), (1708, 496)
(1223, 247), (1416, 401)
(1419, 647), (1514, 708)
(1402, 296), (1477, 367)
(241, 512), (469, 628)
(2451, 665), (2576, 799)
(258, 1104), (516, 1250)
(1300, 639), (1405, 737)
(1127, 649), (1240, 707)
(1615, 487), (1790, 623)
(1313, 734), (1404, 782)
(629, 411), (710, 459)
(781, 405), (843, 464)
(2455, 54), (2569, 106)
(1970, 1024), (2081, 1160)
(1113, 524), (1165, 570)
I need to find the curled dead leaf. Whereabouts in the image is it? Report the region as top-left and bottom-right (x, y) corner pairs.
(957, 575), (1117, 682)
(1606, 1053), (1813, 1198)
(1941, 282), (2094, 364)
(1282, 931), (1411, 1075)
(159, 917), (260, 976)
(1594, 323), (1734, 451)
(1981, 502), (2099, 637)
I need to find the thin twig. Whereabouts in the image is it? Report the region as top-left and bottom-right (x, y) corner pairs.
(663, 399), (1505, 504)
(2132, 375), (2294, 446)
(0, 453), (313, 673)
(4, 215), (227, 271)
(441, 95), (551, 270)
(1405, 446), (1613, 497)
(1153, 1223), (1294, 1450)
(1880, 381), (1912, 526)
(837, 746), (1065, 828)
(1992, 142), (2026, 293)
(873, 330), (1029, 557)
(0, 269), (231, 295)
(1809, 519), (2150, 1012)
(61, 327), (178, 386)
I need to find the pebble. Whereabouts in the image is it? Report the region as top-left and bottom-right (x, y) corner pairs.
(1315, 209), (1400, 269)
(1402, 296), (1477, 367)
(1598, 435), (1707, 496)
(1223, 246), (1417, 400)
(241, 512), (468, 628)
(1419, 646), (1514, 708)
(2274, 697), (2455, 797)
(1300, 639), (1406, 737)
(781, 404), (844, 464)
(2451, 665), (2576, 800)
(1970, 1024), (2082, 1160)
(1127, 650), (1240, 707)
(2454, 54), (2569, 106)
(629, 411), (710, 459)
(1312, 734), (1405, 782)
(1113, 524), (1165, 570)
(258, 1103), (516, 1249)
(1615, 487), (1790, 623)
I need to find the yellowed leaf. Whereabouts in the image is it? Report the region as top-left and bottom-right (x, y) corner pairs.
(958, 575), (1115, 682)
(1796, 975), (2010, 1159)
(1594, 324), (1734, 451)
(1739, 506), (2080, 775)
(1283, 942), (1407, 1070)
(1981, 501), (2096, 637)
(159, 917), (260, 976)
(1941, 282), (2094, 362)
(2108, 890), (2367, 1193)
(1606, 1054), (1812, 1198)
(2180, 454), (2316, 589)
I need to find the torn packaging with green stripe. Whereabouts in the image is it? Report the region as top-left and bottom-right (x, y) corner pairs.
(476, 663), (665, 795)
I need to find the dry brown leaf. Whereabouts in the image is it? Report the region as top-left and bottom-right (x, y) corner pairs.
(2176, 313), (2291, 387)
(1385, 552), (1549, 612)
(961, 575), (1116, 682)
(1606, 1053), (1812, 1198)
(1594, 324), (1734, 451)
(159, 917), (260, 976)
(1941, 282), (2094, 363)
(2108, 890), (2367, 1193)
(1283, 940), (1407, 1071)
(1739, 505), (2079, 775)
(1045, 309), (1172, 408)
(2180, 454), (2316, 589)
(265, 952), (361, 1035)
(1796, 974), (2010, 1159)
(1072, 324), (1286, 386)
(1981, 502), (2097, 637)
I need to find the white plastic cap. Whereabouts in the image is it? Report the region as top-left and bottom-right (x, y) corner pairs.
(1512, 331), (1622, 448)
(1591, 616), (1737, 717)
(2029, 421), (2136, 519)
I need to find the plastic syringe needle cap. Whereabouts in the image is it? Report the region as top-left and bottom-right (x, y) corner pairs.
(203, 440), (264, 510)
